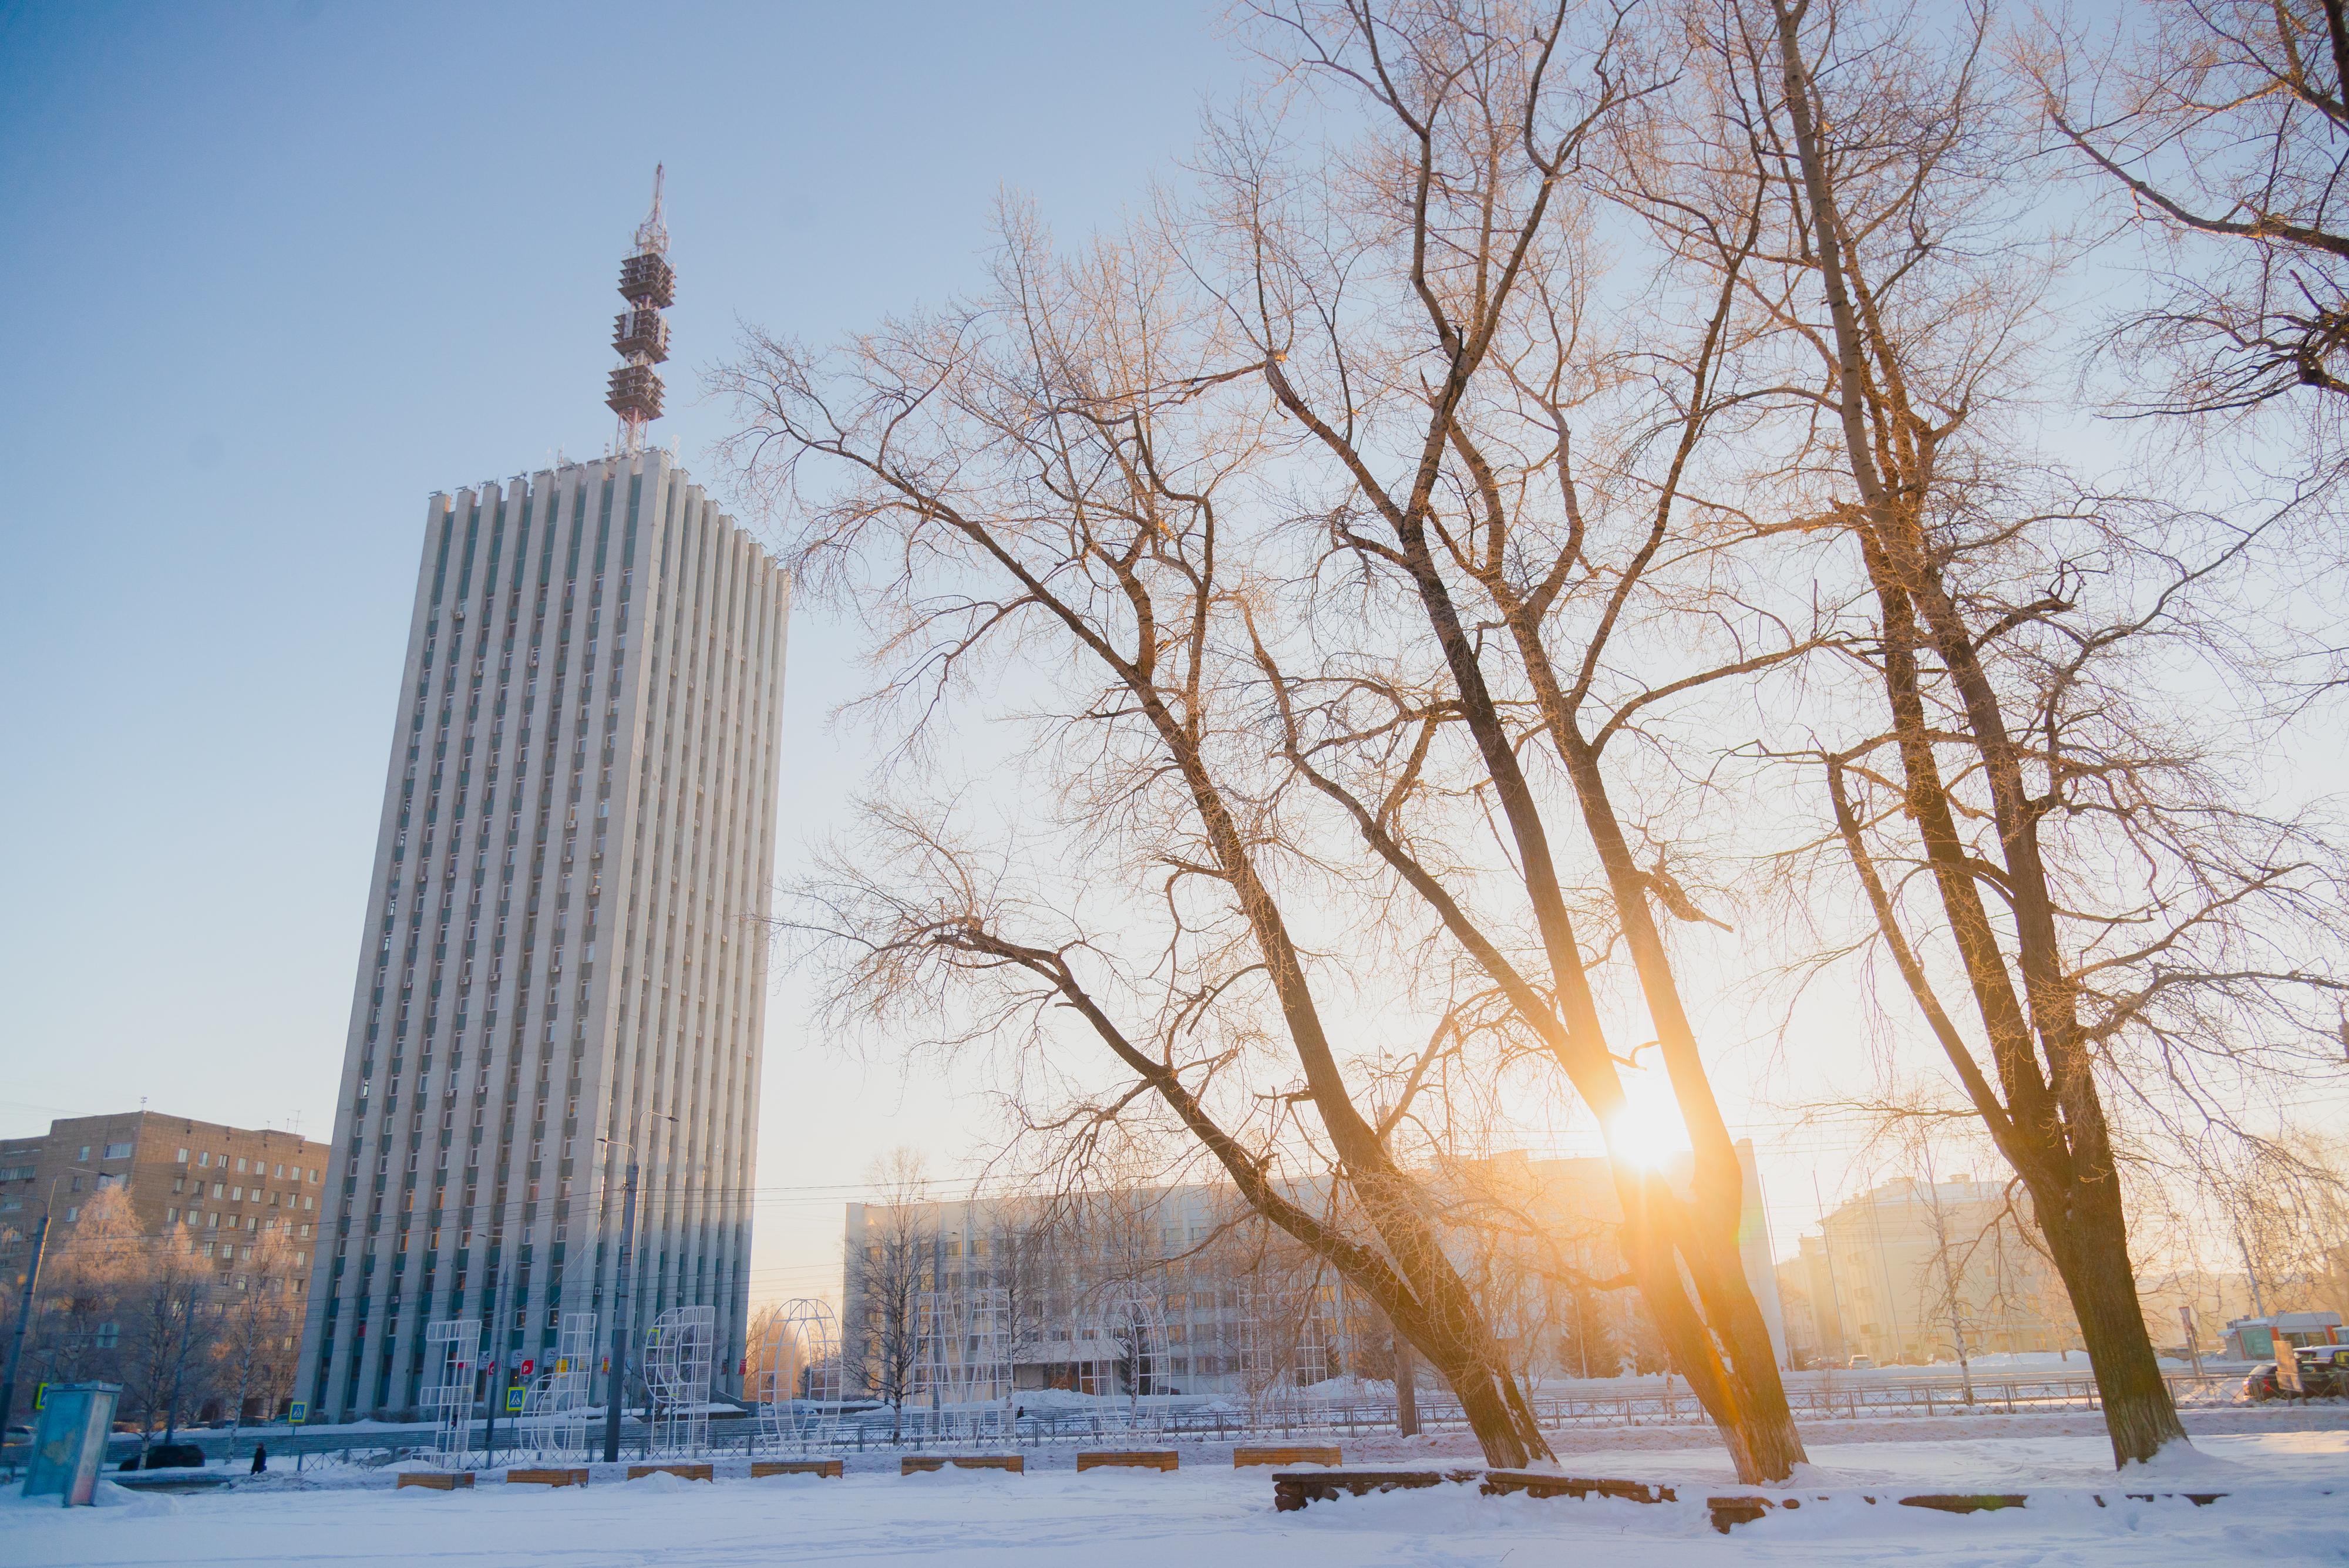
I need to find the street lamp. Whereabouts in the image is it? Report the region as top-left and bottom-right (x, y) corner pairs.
(597, 1115), (674, 1464)
(0, 1164), (101, 1439)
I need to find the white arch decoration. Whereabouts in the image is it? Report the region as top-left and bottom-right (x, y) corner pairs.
(755, 1298), (843, 1452)
(1089, 1280), (1169, 1433)
(913, 1287), (1011, 1440)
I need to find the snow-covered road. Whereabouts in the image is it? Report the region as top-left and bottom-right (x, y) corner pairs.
(9, 1429), (2345, 1566)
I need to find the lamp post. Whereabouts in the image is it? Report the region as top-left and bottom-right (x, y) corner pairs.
(482, 1256), (513, 1464)
(0, 1165), (97, 1440)
(598, 1116), (672, 1463)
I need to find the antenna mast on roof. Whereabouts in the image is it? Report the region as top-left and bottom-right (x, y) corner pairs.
(607, 164), (673, 455)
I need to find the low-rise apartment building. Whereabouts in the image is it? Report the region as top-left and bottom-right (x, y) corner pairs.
(0, 1111), (330, 1291)
(837, 1143), (1788, 1405)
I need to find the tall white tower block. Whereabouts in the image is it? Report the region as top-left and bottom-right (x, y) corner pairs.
(298, 450), (789, 1418)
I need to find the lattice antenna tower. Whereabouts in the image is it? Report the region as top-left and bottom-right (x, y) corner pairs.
(607, 164), (674, 455)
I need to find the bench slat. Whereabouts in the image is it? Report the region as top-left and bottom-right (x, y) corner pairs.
(506, 1467), (589, 1488)
(901, 1453), (1024, 1475)
(1271, 1468), (1479, 1512)
(1234, 1445), (1341, 1468)
(1077, 1451), (1179, 1472)
(626, 1462), (714, 1482)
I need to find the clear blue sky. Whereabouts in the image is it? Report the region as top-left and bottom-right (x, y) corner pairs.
(0, 0), (1242, 1302)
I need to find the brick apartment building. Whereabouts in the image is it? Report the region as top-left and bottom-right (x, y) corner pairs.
(0, 1112), (332, 1287)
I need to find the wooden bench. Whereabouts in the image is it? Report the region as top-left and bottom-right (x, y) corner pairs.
(1077, 1450), (1178, 1473)
(901, 1453), (1024, 1475)
(1483, 1471), (1675, 1505)
(1234, 1445), (1340, 1468)
(751, 1459), (844, 1479)
(1704, 1490), (2228, 1533)
(1272, 1468), (1480, 1512)
(396, 1471), (474, 1490)
(627, 1462), (714, 1482)
(1898, 1493), (2030, 1515)
(506, 1467), (589, 1488)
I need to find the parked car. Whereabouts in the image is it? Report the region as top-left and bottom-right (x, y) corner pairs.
(1847, 1355), (1877, 1371)
(121, 1443), (205, 1471)
(2246, 1347), (2349, 1400)
(2298, 1347), (2349, 1397)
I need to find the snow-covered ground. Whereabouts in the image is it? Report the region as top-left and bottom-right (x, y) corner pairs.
(9, 1425), (2345, 1566)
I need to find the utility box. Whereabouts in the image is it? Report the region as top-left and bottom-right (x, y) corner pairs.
(22, 1382), (121, 1506)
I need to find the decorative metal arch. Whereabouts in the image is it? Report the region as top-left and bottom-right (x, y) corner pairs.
(1090, 1280), (1169, 1433)
(754, 1298), (843, 1452)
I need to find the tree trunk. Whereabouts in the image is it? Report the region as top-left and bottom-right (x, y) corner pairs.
(1395, 1338), (1419, 1436)
(2040, 1183), (2190, 1464)
(1768, 0), (2188, 1468)
(1617, 1185), (1804, 1484)
(1405, 1318), (1544, 1468)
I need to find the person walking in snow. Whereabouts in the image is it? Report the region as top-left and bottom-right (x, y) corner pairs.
(250, 1443), (267, 1475)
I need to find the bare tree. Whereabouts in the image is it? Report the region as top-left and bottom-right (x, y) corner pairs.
(720, 156), (1574, 1456)
(846, 1150), (934, 1436)
(2210, 1129), (2349, 1318)
(1633, 0), (2349, 1463)
(984, 1209), (1056, 1385)
(117, 1231), (220, 1456)
(1195, 0), (1817, 1479)
(2029, 1), (2349, 419)
(216, 1231), (302, 1453)
(28, 1184), (142, 1391)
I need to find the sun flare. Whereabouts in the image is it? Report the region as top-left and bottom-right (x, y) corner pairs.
(1606, 1099), (1692, 1171)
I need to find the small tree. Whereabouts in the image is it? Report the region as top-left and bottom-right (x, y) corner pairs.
(1557, 1281), (1621, 1380)
(117, 1234), (218, 1455)
(217, 1231), (302, 1453)
(31, 1185), (142, 1390)
(2214, 1130), (2349, 1319)
(846, 1150), (933, 1436)
(985, 1210), (1055, 1389)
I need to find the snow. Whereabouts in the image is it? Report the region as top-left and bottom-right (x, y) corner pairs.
(8, 1424), (2345, 1566)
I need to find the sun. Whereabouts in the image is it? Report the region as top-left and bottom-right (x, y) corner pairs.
(1606, 1098), (1692, 1172)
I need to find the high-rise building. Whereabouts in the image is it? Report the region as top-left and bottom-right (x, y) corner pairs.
(297, 177), (790, 1419)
